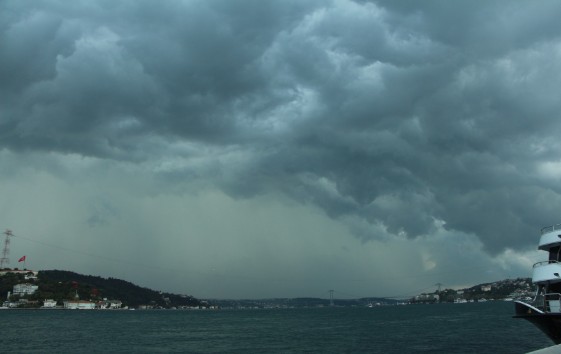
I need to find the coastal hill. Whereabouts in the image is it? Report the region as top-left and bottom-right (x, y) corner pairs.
(411, 278), (534, 303)
(1, 268), (535, 309)
(211, 296), (400, 309)
(213, 278), (535, 309)
(0, 269), (205, 309)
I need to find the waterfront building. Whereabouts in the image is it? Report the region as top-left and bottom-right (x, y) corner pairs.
(96, 299), (123, 309)
(42, 299), (57, 308)
(63, 300), (96, 310)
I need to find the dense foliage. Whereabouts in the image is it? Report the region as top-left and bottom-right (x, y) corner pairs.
(0, 269), (204, 308)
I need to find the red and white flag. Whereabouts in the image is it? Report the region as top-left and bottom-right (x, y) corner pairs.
(18, 255), (26, 262)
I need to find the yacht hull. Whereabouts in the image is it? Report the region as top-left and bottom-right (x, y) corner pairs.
(515, 301), (561, 344)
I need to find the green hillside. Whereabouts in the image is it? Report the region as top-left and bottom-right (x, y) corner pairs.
(0, 269), (205, 309)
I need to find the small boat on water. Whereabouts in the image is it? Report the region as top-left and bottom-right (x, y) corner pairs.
(514, 224), (561, 344)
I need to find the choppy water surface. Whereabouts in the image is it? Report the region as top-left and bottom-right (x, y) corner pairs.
(0, 301), (552, 353)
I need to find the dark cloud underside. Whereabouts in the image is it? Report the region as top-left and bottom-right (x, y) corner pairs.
(2, 0), (561, 254)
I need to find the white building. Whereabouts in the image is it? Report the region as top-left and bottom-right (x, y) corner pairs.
(42, 299), (57, 308)
(63, 300), (95, 310)
(13, 283), (38, 296)
(100, 300), (122, 309)
(24, 273), (37, 280)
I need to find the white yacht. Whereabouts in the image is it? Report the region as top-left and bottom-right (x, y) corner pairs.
(515, 224), (561, 344)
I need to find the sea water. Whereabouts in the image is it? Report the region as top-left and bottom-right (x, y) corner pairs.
(0, 301), (552, 353)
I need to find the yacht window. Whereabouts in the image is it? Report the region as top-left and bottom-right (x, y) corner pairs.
(549, 246), (560, 262)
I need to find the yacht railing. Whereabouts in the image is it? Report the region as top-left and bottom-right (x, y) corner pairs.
(533, 260), (560, 268)
(541, 224), (561, 235)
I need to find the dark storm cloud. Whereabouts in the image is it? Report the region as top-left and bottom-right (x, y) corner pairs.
(2, 0), (561, 253)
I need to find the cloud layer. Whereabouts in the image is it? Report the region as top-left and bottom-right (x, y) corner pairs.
(2, 0), (561, 297)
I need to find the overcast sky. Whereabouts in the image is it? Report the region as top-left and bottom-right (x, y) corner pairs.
(2, 0), (561, 299)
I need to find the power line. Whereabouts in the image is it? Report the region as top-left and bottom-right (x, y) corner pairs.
(11, 232), (325, 282)
(13, 232), (154, 270)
